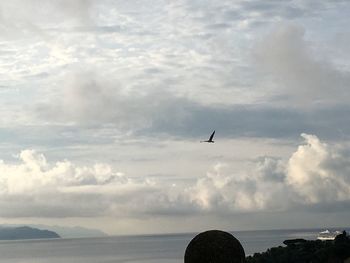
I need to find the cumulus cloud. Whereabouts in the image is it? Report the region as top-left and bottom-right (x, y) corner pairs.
(188, 159), (289, 213)
(287, 133), (350, 204)
(1, 134), (349, 219)
(0, 149), (139, 217)
(0, 149), (192, 218)
(189, 134), (350, 214)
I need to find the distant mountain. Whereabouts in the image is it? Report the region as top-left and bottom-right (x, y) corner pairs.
(30, 225), (108, 238)
(1, 224), (108, 239)
(0, 226), (60, 240)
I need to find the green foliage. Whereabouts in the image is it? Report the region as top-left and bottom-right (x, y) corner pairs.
(246, 232), (350, 263)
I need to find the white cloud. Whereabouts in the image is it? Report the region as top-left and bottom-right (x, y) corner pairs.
(188, 159), (288, 212)
(2, 134), (348, 219)
(0, 149), (130, 217)
(0, 0), (95, 35)
(188, 134), (350, 213)
(287, 133), (350, 204)
(0, 148), (193, 218)
(1, 150), (122, 194)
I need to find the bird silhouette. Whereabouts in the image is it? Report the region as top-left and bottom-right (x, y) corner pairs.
(200, 130), (215, 143)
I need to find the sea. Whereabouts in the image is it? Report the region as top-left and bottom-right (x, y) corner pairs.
(0, 228), (347, 263)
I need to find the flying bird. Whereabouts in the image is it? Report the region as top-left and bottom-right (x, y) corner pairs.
(200, 130), (215, 143)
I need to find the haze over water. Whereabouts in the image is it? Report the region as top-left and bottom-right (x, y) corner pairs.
(0, 228), (335, 262)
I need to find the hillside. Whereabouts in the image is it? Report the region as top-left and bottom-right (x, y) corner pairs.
(0, 226), (60, 240)
(246, 231), (350, 263)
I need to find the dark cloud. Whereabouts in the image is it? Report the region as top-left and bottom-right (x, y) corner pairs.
(254, 24), (350, 106)
(34, 70), (350, 142)
(299, 201), (350, 213)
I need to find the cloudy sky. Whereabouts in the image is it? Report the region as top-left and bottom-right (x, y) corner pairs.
(0, 0), (350, 235)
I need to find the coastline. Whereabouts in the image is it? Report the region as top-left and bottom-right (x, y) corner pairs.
(0, 228), (348, 262)
(246, 230), (350, 262)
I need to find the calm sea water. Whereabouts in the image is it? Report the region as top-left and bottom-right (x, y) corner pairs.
(0, 228), (344, 263)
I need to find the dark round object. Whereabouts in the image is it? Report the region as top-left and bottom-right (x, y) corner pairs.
(184, 230), (245, 263)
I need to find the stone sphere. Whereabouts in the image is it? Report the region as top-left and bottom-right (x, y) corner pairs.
(184, 230), (245, 263)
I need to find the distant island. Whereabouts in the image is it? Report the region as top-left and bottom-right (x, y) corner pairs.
(0, 226), (60, 240)
(0, 224), (107, 238)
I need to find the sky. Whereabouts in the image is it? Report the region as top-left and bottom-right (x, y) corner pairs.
(0, 0), (350, 235)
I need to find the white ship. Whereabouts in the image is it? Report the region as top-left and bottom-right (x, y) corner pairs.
(317, 230), (342, 241)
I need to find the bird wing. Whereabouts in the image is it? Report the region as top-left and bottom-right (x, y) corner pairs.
(209, 130), (215, 141)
